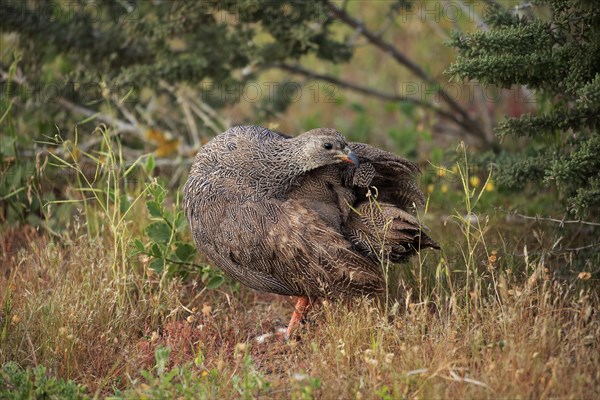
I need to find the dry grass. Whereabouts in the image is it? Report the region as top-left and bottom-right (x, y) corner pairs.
(2, 2), (596, 396)
(1, 218), (598, 399)
(1, 132), (598, 399)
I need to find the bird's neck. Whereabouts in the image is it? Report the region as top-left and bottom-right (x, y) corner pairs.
(256, 137), (311, 195)
(271, 135), (316, 170)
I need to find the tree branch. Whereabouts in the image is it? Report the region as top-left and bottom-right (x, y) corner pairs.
(327, 1), (495, 149)
(270, 62), (466, 128)
(56, 97), (139, 135)
(497, 207), (600, 227)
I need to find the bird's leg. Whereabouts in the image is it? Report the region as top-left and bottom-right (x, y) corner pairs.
(285, 296), (311, 339)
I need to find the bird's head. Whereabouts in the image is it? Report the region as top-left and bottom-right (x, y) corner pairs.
(297, 128), (359, 171)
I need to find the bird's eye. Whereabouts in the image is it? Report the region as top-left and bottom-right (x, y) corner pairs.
(323, 143), (333, 150)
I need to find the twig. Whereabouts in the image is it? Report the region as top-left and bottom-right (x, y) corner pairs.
(56, 96), (204, 159)
(26, 332), (39, 367)
(0, 67), (27, 85)
(405, 368), (429, 377)
(564, 243), (600, 252)
(481, 0), (501, 7)
(497, 207), (600, 227)
(180, 96), (200, 148)
(159, 81), (225, 138)
(327, 2), (429, 84)
(448, 370), (488, 388)
(271, 63), (465, 128)
(456, 0), (488, 31)
(327, 1), (494, 149)
(56, 97), (139, 135)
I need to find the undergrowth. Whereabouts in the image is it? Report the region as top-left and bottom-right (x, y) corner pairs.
(1, 130), (598, 399)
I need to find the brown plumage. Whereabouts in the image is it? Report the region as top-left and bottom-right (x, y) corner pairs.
(183, 125), (439, 336)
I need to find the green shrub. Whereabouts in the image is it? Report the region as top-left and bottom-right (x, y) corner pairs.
(0, 362), (88, 400)
(448, 1), (600, 217)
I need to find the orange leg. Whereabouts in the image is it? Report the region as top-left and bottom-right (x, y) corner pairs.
(285, 296), (311, 339)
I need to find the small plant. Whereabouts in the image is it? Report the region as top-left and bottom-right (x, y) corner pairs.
(131, 180), (225, 289)
(111, 346), (212, 399)
(231, 344), (270, 400)
(446, 142), (494, 313)
(42, 125), (152, 278)
(291, 374), (322, 400)
(0, 362), (88, 399)
(0, 53), (45, 226)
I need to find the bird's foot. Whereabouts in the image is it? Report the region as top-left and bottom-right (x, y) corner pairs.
(253, 296), (311, 345)
(254, 327), (288, 345)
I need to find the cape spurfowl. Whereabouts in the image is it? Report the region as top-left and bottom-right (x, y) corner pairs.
(183, 125), (439, 337)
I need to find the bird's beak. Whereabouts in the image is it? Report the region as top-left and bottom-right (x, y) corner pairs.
(336, 148), (360, 166)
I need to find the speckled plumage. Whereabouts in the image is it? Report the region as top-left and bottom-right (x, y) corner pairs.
(183, 125), (439, 301)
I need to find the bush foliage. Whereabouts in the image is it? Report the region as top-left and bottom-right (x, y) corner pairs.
(448, 0), (600, 217)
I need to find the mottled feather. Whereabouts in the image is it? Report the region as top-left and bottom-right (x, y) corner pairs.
(183, 125), (438, 301)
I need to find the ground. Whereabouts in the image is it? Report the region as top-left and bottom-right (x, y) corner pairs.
(1, 197), (598, 399)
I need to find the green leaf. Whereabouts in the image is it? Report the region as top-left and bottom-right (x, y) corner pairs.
(146, 221), (172, 243)
(162, 368), (178, 384)
(163, 209), (174, 223)
(175, 212), (188, 232)
(146, 154), (155, 174)
(398, 101), (416, 117)
(146, 200), (162, 218)
(206, 275), (225, 289)
(155, 346), (171, 376)
(174, 242), (195, 262)
(150, 243), (163, 258)
(148, 182), (166, 204)
(149, 257), (165, 273)
(133, 238), (145, 252)
(120, 194), (131, 215)
(140, 370), (154, 381)
(350, 102), (365, 112)
(194, 349), (205, 367)
(0, 136), (16, 157)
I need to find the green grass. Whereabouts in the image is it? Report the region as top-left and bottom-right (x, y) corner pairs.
(1, 128), (598, 399)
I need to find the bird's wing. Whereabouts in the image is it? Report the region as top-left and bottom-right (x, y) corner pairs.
(339, 143), (439, 260)
(349, 142), (425, 209)
(190, 197), (385, 299)
(345, 201), (440, 263)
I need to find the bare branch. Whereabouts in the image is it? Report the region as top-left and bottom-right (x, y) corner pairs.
(497, 207), (600, 227)
(56, 97), (201, 158)
(456, 0), (488, 30)
(327, 1), (495, 149)
(56, 97), (139, 135)
(481, 0), (501, 8)
(270, 62), (467, 129)
(327, 2), (430, 82)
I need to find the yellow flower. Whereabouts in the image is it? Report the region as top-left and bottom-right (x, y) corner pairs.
(146, 129), (180, 157)
(441, 184), (449, 193)
(202, 370), (209, 377)
(437, 168), (447, 178)
(578, 272), (591, 280)
(485, 179), (495, 192)
(469, 176), (481, 188)
(202, 303), (212, 317)
(235, 342), (247, 354)
(427, 184), (435, 193)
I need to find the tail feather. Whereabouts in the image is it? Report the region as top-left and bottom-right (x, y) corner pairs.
(346, 201), (440, 263)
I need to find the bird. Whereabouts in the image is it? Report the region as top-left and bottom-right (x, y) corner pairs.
(183, 125), (439, 338)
